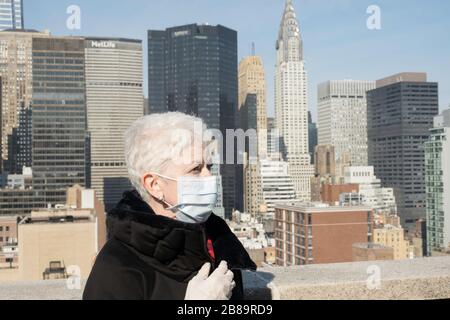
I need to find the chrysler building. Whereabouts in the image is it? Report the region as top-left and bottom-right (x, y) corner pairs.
(275, 0), (313, 200)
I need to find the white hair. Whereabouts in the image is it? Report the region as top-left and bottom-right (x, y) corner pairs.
(124, 112), (210, 203)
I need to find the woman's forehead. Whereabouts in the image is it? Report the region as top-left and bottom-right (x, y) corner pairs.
(167, 143), (214, 170)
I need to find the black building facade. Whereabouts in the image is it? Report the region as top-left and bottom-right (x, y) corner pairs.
(367, 73), (439, 227)
(148, 24), (238, 217)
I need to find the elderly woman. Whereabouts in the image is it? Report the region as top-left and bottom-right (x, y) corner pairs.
(83, 112), (256, 300)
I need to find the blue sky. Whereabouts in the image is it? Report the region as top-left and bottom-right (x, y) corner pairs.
(24, 0), (450, 119)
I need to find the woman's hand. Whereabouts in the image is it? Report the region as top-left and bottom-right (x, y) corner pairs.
(185, 261), (236, 300)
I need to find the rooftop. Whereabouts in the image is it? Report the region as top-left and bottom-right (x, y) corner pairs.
(352, 243), (392, 250)
(1, 256), (449, 300)
(376, 72), (428, 88)
(0, 29), (41, 33)
(275, 202), (372, 212)
(85, 37), (142, 43)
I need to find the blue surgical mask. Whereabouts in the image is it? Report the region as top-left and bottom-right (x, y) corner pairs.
(152, 173), (218, 224)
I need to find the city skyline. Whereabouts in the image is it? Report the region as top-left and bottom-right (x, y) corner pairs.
(24, 0), (450, 119)
(1, 0), (450, 300)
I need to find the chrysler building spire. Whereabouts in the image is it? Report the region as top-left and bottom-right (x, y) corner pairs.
(277, 0), (303, 62)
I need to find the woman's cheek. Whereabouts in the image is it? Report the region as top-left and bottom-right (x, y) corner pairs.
(165, 184), (179, 205)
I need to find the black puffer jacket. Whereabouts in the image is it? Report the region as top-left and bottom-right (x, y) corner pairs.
(83, 190), (257, 300)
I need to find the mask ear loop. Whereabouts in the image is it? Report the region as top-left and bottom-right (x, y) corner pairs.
(147, 173), (177, 210)
(156, 185), (179, 211)
(161, 195), (178, 211)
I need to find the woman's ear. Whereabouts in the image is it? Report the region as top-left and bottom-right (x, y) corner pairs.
(142, 173), (164, 201)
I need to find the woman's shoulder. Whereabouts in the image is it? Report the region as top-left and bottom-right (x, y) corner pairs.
(83, 238), (156, 300)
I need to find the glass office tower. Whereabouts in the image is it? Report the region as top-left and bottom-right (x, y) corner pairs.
(148, 24), (238, 217)
(367, 73), (439, 228)
(425, 110), (450, 254)
(0, 0), (23, 31)
(31, 37), (88, 205)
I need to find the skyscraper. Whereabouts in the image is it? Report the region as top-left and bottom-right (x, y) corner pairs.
(275, 0), (313, 201)
(425, 109), (450, 253)
(317, 80), (376, 177)
(0, 0), (23, 31)
(0, 30), (50, 173)
(85, 37), (143, 210)
(31, 36), (88, 205)
(148, 24), (237, 217)
(239, 55), (269, 218)
(367, 73), (439, 227)
(239, 55), (268, 159)
(240, 93), (257, 214)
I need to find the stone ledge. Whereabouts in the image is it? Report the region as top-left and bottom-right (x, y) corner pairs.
(0, 279), (86, 300)
(243, 256), (450, 300)
(1, 257), (449, 300)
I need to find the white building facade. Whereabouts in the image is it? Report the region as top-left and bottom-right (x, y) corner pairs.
(259, 160), (297, 216)
(343, 166), (397, 214)
(317, 80), (376, 177)
(0, 30), (51, 169)
(85, 38), (143, 209)
(275, 0), (313, 200)
(244, 159), (297, 217)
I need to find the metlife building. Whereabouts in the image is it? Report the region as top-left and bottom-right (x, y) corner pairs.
(85, 37), (144, 210)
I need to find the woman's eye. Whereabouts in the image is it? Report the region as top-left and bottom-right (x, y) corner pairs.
(191, 166), (202, 173)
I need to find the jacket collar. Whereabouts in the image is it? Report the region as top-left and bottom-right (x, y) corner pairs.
(107, 190), (212, 282)
(107, 190), (257, 282)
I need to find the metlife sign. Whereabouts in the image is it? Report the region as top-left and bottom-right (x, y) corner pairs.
(90, 40), (117, 49)
(172, 30), (190, 38)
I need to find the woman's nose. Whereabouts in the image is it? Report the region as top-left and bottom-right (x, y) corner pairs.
(200, 165), (212, 177)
